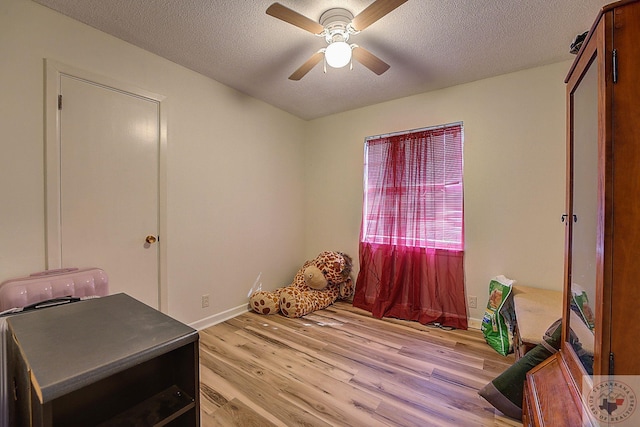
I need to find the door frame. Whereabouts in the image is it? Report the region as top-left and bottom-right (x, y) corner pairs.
(44, 59), (168, 312)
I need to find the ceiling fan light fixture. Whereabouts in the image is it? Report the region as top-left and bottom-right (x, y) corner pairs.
(325, 41), (352, 68)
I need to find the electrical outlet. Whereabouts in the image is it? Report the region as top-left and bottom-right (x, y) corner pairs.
(468, 295), (478, 309)
(201, 294), (209, 308)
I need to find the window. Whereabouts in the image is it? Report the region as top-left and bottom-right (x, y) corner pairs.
(354, 122), (467, 328)
(361, 122), (464, 251)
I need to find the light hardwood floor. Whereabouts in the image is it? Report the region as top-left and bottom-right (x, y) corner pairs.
(199, 301), (522, 427)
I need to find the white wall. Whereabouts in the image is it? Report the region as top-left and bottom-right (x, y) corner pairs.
(0, 0), (307, 325)
(304, 61), (570, 324)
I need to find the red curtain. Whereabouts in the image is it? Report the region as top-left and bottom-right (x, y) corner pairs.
(352, 125), (468, 329)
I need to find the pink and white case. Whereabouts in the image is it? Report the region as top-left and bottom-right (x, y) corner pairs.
(0, 267), (109, 311)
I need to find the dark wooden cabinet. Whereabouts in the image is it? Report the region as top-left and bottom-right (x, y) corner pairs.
(7, 293), (199, 426)
(524, 1), (640, 425)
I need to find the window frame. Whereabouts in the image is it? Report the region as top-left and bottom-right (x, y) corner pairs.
(362, 122), (464, 251)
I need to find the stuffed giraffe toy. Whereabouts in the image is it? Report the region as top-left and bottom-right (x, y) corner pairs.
(249, 251), (354, 318)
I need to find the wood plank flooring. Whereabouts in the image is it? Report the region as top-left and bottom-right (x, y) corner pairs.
(199, 301), (522, 427)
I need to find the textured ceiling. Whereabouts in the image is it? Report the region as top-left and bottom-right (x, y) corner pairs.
(32, 0), (607, 120)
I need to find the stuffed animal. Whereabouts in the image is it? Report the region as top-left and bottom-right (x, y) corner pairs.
(249, 251), (354, 318)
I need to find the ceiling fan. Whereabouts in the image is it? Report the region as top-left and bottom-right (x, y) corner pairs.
(266, 0), (408, 80)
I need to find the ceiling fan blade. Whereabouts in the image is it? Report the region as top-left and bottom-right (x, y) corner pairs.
(351, 0), (408, 31)
(289, 52), (324, 80)
(352, 46), (390, 75)
(266, 3), (324, 35)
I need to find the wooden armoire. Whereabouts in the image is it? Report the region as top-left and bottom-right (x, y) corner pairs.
(523, 0), (640, 425)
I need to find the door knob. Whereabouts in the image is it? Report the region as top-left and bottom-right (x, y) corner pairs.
(145, 235), (158, 244)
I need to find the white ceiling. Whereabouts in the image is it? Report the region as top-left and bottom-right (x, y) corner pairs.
(32, 0), (606, 120)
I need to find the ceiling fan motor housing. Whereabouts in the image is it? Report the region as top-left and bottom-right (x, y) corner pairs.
(320, 8), (355, 43)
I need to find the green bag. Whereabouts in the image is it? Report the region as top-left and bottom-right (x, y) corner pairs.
(481, 278), (514, 356)
(572, 286), (595, 331)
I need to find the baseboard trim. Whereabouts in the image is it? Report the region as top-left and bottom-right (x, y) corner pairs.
(189, 306), (483, 331)
(468, 317), (482, 330)
(189, 303), (250, 331)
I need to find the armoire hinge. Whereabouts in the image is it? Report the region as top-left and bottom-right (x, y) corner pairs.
(58, 94), (63, 110)
(612, 49), (618, 83)
(609, 352), (615, 376)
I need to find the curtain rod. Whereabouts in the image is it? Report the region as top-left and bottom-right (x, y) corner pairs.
(365, 121), (463, 141)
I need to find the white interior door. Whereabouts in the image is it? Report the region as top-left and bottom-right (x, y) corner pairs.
(48, 70), (162, 309)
